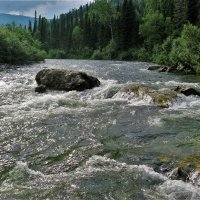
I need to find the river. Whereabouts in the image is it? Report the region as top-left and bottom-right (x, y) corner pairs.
(0, 59), (200, 199)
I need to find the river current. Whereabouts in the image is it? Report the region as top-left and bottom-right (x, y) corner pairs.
(0, 59), (200, 199)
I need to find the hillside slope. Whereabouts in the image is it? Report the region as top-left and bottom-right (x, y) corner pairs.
(0, 13), (34, 26)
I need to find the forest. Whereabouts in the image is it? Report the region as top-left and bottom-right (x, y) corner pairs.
(0, 0), (200, 73)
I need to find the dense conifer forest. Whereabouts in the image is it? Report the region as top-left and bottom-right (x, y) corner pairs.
(0, 0), (200, 72)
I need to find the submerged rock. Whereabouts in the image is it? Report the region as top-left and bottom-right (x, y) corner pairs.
(150, 90), (177, 108)
(174, 86), (200, 96)
(35, 69), (100, 92)
(120, 84), (149, 98)
(104, 86), (121, 99)
(118, 84), (177, 108)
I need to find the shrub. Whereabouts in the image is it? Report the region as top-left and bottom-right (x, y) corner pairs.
(131, 47), (151, 61)
(48, 49), (66, 59)
(91, 50), (104, 60)
(118, 51), (132, 60)
(169, 24), (200, 72)
(0, 26), (46, 64)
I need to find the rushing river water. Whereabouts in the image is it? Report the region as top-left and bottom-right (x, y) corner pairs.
(0, 59), (200, 199)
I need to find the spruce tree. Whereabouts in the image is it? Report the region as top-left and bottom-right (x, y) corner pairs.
(28, 20), (32, 33)
(33, 10), (37, 35)
(120, 0), (137, 50)
(173, 0), (188, 29)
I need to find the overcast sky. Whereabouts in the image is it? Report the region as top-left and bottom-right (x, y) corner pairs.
(0, 0), (92, 18)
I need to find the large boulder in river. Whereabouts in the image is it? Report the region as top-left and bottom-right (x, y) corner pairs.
(35, 69), (100, 92)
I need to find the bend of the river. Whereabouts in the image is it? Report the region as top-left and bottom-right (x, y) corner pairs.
(0, 59), (200, 199)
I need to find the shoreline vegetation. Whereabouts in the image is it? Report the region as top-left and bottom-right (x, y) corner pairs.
(0, 0), (200, 74)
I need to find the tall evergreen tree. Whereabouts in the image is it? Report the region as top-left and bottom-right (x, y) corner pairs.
(33, 10), (37, 35)
(173, 0), (188, 29)
(120, 0), (138, 50)
(28, 20), (32, 32)
(188, 0), (199, 25)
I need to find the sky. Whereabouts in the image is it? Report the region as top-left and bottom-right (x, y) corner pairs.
(0, 0), (92, 19)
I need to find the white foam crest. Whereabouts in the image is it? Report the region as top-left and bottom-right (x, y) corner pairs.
(112, 91), (152, 106)
(158, 179), (200, 200)
(164, 81), (200, 87)
(90, 79), (121, 100)
(15, 161), (45, 177)
(75, 155), (166, 181)
(189, 171), (200, 186)
(169, 95), (200, 111)
(148, 117), (163, 127)
(110, 63), (122, 67)
(0, 80), (11, 91)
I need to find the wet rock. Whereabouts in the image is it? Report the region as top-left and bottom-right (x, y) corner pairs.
(150, 90), (177, 108)
(148, 65), (162, 71)
(148, 65), (174, 73)
(35, 84), (47, 93)
(174, 86), (200, 96)
(104, 86), (121, 99)
(158, 66), (168, 72)
(168, 167), (185, 180)
(35, 69), (100, 92)
(168, 164), (195, 181)
(118, 84), (178, 108)
(148, 64), (196, 74)
(176, 64), (196, 75)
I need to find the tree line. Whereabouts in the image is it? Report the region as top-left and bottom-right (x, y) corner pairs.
(1, 0), (200, 72)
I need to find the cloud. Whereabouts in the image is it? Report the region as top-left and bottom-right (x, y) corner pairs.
(8, 11), (23, 15)
(24, 0), (91, 18)
(0, 0), (92, 18)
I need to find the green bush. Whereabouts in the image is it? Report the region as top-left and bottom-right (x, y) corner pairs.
(131, 47), (151, 61)
(0, 26), (46, 64)
(169, 24), (200, 72)
(91, 39), (118, 60)
(48, 49), (66, 59)
(118, 51), (132, 60)
(152, 36), (174, 65)
(91, 49), (105, 60)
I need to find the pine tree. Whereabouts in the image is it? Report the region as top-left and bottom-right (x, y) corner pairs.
(188, 0), (199, 25)
(28, 20), (32, 32)
(33, 10), (37, 35)
(173, 0), (188, 29)
(120, 0), (138, 50)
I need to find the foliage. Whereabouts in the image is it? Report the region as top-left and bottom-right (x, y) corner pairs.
(131, 47), (152, 62)
(0, 26), (46, 64)
(139, 12), (166, 48)
(1, 0), (200, 72)
(91, 39), (117, 60)
(118, 51), (132, 61)
(48, 49), (66, 59)
(120, 0), (138, 50)
(89, 0), (118, 40)
(152, 35), (174, 65)
(169, 24), (200, 72)
(72, 26), (83, 50)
